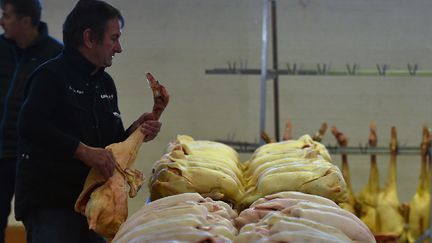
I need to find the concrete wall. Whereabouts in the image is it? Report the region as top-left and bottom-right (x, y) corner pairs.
(7, 0), (432, 221)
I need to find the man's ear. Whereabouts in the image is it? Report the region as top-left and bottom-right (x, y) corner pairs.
(82, 28), (94, 48)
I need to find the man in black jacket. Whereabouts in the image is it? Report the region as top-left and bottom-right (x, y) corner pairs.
(0, 0), (62, 242)
(15, 0), (162, 242)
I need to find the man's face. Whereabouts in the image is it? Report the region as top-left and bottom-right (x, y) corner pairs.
(0, 4), (25, 41)
(92, 18), (123, 68)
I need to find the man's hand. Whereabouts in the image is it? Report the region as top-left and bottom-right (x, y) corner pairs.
(74, 142), (116, 180)
(132, 112), (162, 142)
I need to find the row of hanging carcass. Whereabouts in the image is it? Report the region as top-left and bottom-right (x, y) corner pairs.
(111, 125), (430, 243)
(330, 124), (430, 243)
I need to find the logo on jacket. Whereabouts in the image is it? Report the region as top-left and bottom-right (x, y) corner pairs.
(101, 94), (114, 100)
(69, 86), (84, 94)
(113, 112), (121, 118)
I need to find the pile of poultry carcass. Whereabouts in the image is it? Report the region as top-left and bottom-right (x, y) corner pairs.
(240, 134), (347, 208)
(112, 193), (238, 242)
(112, 191), (375, 242)
(149, 134), (245, 205)
(149, 134), (348, 210)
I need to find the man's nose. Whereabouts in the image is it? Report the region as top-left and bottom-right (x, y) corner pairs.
(115, 42), (122, 53)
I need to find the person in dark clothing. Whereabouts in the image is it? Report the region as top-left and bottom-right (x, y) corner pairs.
(14, 0), (162, 242)
(0, 0), (62, 242)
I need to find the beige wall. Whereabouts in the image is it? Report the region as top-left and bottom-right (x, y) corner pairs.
(8, 0), (432, 222)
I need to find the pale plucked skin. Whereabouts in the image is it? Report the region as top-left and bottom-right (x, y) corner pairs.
(236, 197), (338, 229)
(253, 191), (339, 208)
(331, 126), (356, 214)
(149, 136), (244, 204)
(376, 127), (404, 236)
(112, 194), (238, 243)
(282, 201), (372, 237)
(238, 217), (350, 243)
(240, 165), (347, 210)
(236, 192), (375, 243)
(127, 192), (204, 220)
(407, 127), (430, 243)
(236, 193), (374, 242)
(262, 213), (351, 242)
(150, 165), (245, 204)
(125, 226), (232, 243)
(407, 189), (430, 243)
(240, 135), (347, 209)
(80, 129), (144, 238)
(339, 158), (356, 214)
(245, 159), (332, 189)
(356, 123), (380, 233)
(286, 207), (375, 243)
(152, 159), (243, 189)
(86, 175), (128, 238)
(356, 159), (379, 233)
(114, 204), (210, 241)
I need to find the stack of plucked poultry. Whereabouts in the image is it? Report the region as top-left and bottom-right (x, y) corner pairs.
(240, 134), (347, 209)
(235, 191), (375, 243)
(112, 193), (237, 242)
(113, 191), (375, 242)
(149, 135), (245, 205)
(149, 133), (348, 211)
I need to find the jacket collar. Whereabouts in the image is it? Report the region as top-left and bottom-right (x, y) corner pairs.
(63, 46), (105, 78)
(29, 21), (50, 47)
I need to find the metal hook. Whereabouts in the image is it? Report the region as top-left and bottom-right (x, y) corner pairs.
(358, 142), (365, 154)
(227, 61), (237, 72)
(239, 59), (248, 70)
(287, 62), (297, 74)
(346, 63), (358, 75)
(376, 64), (388, 76)
(407, 63), (418, 76)
(317, 63), (328, 75)
(227, 132), (235, 141)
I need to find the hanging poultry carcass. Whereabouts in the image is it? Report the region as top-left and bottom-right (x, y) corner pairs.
(356, 122), (380, 234)
(406, 126), (430, 243)
(312, 122), (328, 142)
(74, 72), (169, 238)
(331, 125), (356, 214)
(375, 126), (405, 240)
(282, 120), (293, 141)
(260, 130), (276, 144)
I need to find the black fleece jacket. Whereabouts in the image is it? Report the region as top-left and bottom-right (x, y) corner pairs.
(15, 46), (128, 220)
(0, 22), (63, 159)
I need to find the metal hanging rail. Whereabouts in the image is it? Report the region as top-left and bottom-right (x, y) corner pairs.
(206, 66), (432, 77)
(216, 139), (423, 155)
